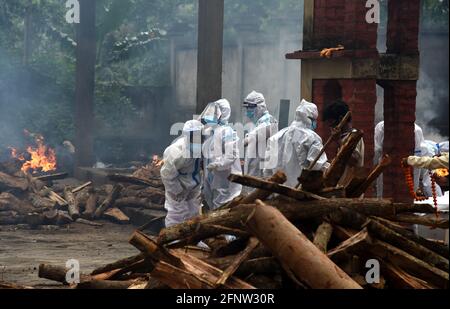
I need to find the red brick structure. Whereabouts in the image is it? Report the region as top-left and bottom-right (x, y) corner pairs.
(287, 0), (421, 202)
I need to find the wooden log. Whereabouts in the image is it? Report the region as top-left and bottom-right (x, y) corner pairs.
(129, 230), (184, 267)
(76, 280), (138, 289)
(34, 172), (68, 182)
(382, 261), (436, 289)
(369, 239), (449, 288)
(123, 187), (165, 205)
(329, 208), (449, 272)
(347, 155), (392, 198)
(313, 222), (333, 253)
(386, 213), (449, 229)
(75, 218), (103, 227)
(72, 181), (92, 194)
(327, 228), (372, 262)
(323, 130), (364, 187)
(229, 174), (326, 201)
(225, 171), (287, 209)
(373, 217), (449, 258)
(129, 230), (254, 289)
(91, 253), (145, 276)
(0, 211), (24, 225)
(39, 186), (68, 207)
(309, 111), (352, 170)
(38, 264), (90, 285)
(0, 281), (34, 289)
(108, 174), (163, 188)
(215, 237), (259, 287)
(1, 192), (35, 214)
(64, 187), (80, 220)
(152, 249), (254, 289)
(158, 198), (435, 246)
(235, 257), (280, 277)
(0, 171), (28, 191)
(330, 226), (438, 289)
(28, 193), (56, 210)
(245, 201), (362, 289)
(103, 208), (130, 224)
(82, 190), (97, 219)
(93, 184), (123, 219)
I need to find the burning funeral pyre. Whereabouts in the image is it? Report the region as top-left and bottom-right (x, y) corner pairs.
(1, 129), (446, 290)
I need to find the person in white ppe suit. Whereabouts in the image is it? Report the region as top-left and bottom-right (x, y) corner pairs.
(160, 120), (204, 228)
(264, 99), (328, 188)
(242, 91), (278, 193)
(200, 99), (242, 210)
(374, 121), (429, 197)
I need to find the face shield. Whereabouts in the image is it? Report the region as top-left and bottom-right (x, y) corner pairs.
(200, 102), (220, 126)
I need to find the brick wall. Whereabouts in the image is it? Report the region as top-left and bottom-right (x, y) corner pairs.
(381, 81), (417, 203)
(387, 0), (420, 53)
(312, 79), (377, 172)
(313, 0), (377, 49)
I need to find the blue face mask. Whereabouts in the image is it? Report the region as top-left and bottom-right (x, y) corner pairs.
(311, 119), (318, 131)
(246, 108), (257, 122)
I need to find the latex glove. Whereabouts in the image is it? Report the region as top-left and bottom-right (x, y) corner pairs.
(207, 162), (220, 172)
(168, 190), (188, 202)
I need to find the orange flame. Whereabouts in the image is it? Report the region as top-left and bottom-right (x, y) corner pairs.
(10, 132), (57, 174)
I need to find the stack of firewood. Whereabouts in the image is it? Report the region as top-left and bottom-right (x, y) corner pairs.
(0, 159), (166, 228)
(35, 130), (449, 289)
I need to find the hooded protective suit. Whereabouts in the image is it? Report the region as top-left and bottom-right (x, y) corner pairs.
(201, 99), (242, 210)
(161, 120), (203, 227)
(242, 91), (278, 191)
(263, 99), (328, 188)
(374, 122), (428, 197)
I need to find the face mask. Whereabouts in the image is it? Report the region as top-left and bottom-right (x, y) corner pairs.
(246, 108), (257, 122)
(311, 119), (318, 131)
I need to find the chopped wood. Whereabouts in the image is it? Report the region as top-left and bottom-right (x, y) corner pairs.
(115, 197), (163, 210)
(323, 129), (364, 187)
(71, 181), (92, 194)
(313, 222), (333, 253)
(93, 184), (123, 219)
(327, 228), (372, 262)
(91, 254), (145, 276)
(34, 172), (68, 182)
(82, 191), (97, 219)
(75, 218), (103, 227)
(245, 201), (362, 289)
(229, 173), (326, 200)
(103, 208), (130, 224)
(215, 237), (259, 287)
(0, 171), (28, 191)
(64, 187), (80, 220)
(224, 171), (287, 209)
(347, 155), (392, 198)
(386, 213), (449, 229)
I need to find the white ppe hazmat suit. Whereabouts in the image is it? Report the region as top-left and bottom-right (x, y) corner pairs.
(263, 99), (328, 188)
(374, 122), (428, 197)
(242, 91), (278, 192)
(161, 120), (203, 228)
(201, 99), (242, 210)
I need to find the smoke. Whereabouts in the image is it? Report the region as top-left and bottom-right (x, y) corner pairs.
(416, 69), (449, 143)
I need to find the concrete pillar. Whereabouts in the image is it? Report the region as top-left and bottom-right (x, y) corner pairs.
(196, 0), (224, 115)
(75, 0), (96, 169)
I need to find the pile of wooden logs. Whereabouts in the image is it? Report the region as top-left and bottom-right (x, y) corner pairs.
(36, 140), (449, 289)
(0, 159), (166, 229)
(9, 129), (450, 289)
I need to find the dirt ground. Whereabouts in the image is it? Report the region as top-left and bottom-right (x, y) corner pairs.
(0, 222), (139, 288)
